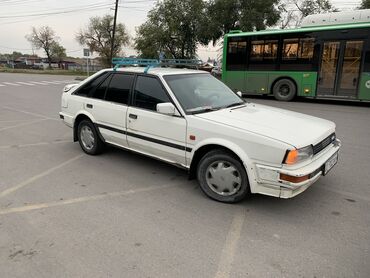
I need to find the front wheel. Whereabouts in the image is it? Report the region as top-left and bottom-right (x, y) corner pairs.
(273, 79), (296, 101)
(196, 150), (250, 203)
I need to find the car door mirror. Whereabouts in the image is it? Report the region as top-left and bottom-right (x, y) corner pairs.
(236, 91), (243, 97)
(157, 102), (176, 116)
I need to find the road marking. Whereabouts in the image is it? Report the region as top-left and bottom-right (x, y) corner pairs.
(214, 209), (246, 278)
(16, 82), (35, 86)
(0, 118), (48, 131)
(0, 183), (176, 215)
(0, 140), (70, 150)
(0, 154), (84, 199)
(3, 82), (20, 86)
(41, 81), (63, 84)
(0, 119), (36, 123)
(0, 106), (59, 121)
(0, 84), (5, 87)
(29, 81), (48, 85)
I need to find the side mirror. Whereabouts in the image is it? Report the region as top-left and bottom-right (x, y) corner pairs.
(157, 102), (176, 115)
(236, 91), (243, 97)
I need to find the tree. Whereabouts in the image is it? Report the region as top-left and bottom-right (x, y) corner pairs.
(135, 0), (206, 59)
(279, 0), (338, 28)
(199, 0), (281, 45)
(295, 0), (337, 17)
(359, 0), (370, 9)
(26, 26), (62, 68)
(76, 15), (129, 67)
(50, 42), (66, 63)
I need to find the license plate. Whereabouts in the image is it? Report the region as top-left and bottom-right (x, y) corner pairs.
(324, 152), (338, 175)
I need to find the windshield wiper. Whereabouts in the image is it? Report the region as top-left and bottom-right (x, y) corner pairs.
(225, 102), (246, 108)
(187, 106), (221, 114)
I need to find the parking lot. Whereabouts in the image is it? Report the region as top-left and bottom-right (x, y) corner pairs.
(0, 72), (369, 277)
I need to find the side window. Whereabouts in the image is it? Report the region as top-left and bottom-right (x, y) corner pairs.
(74, 72), (109, 97)
(91, 75), (111, 100)
(226, 37), (247, 70)
(250, 40), (264, 61)
(299, 38), (315, 60)
(133, 76), (171, 111)
(283, 38), (299, 60)
(263, 40), (278, 60)
(282, 38), (315, 61)
(250, 40), (278, 61)
(105, 74), (134, 105)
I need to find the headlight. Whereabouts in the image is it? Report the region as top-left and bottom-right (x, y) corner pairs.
(284, 145), (313, 165)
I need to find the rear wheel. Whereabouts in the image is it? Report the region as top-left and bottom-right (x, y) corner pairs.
(196, 150), (250, 203)
(77, 120), (104, 155)
(273, 79), (296, 101)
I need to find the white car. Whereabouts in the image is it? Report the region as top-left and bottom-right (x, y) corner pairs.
(60, 67), (340, 203)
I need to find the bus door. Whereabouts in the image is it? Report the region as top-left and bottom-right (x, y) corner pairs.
(317, 40), (364, 98)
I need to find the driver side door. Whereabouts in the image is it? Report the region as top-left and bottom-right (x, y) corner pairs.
(126, 75), (188, 166)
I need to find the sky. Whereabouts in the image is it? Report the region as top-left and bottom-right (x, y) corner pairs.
(0, 0), (363, 61)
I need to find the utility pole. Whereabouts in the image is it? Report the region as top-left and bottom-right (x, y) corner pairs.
(111, 0), (119, 66)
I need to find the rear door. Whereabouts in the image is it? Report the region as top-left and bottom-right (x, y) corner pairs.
(126, 75), (187, 166)
(88, 73), (134, 147)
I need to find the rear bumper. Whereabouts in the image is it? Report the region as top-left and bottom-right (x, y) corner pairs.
(253, 139), (341, 198)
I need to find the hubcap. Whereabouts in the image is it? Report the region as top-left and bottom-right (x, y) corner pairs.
(205, 161), (242, 196)
(278, 84), (290, 97)
(80, 125), (95, 150)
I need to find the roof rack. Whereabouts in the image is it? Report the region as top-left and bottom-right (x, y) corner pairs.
(112, 58), (202, 73)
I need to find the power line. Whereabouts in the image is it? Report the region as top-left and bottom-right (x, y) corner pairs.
(0, 2), (113, 19)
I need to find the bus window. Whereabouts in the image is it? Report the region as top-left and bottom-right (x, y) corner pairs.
(250, 41), (264, 60)
(283, 39), (299, 60)
(250, 40), (278, 61)
(299, 38), (315, 60)
(226, 38), (247, 70)
(264, 40), (278, 60)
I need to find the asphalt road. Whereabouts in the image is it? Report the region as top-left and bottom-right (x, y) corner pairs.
(0, 72), (369, 278)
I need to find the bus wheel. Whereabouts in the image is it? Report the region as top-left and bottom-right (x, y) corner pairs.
(273, 79), (296, 101)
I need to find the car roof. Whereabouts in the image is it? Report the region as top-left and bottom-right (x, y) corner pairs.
(103, 67), (208, 76)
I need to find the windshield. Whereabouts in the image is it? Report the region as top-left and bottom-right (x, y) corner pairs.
(164, 74), (244, 114)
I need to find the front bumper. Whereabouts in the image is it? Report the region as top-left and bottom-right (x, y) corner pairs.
(59, 112), (73, 128)
(254, 139), (341, 198)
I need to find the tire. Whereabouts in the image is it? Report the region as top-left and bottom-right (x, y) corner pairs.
(77, 120), (104, 155)
(196, 150), (250, 203)
(273, 79), (296, 101)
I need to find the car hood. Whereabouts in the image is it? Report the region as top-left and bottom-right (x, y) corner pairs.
(194, 103), (336, 148)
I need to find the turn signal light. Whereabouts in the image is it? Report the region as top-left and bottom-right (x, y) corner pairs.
(280, 173), (309, 183)
(285, 149), (298, 165)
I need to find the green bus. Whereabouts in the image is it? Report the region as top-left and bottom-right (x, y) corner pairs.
(222, 12), (370, 101)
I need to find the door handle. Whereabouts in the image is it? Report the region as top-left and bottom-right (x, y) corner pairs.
(353, 78), (357, 86)
(129, 114), (138, 119)
(86, 104), (93, 109)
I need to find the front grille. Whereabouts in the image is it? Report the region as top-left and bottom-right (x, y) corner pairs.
(313, 133), (336, 155)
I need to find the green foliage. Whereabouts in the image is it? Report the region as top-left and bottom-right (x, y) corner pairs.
(50, 42), (66, 62)
(359, 0), (370, 9)
(26, 26), (63, 67)
(76, 15), (129, 67)
(135, 0), (206, 59)
(200, 0), (281, 44)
